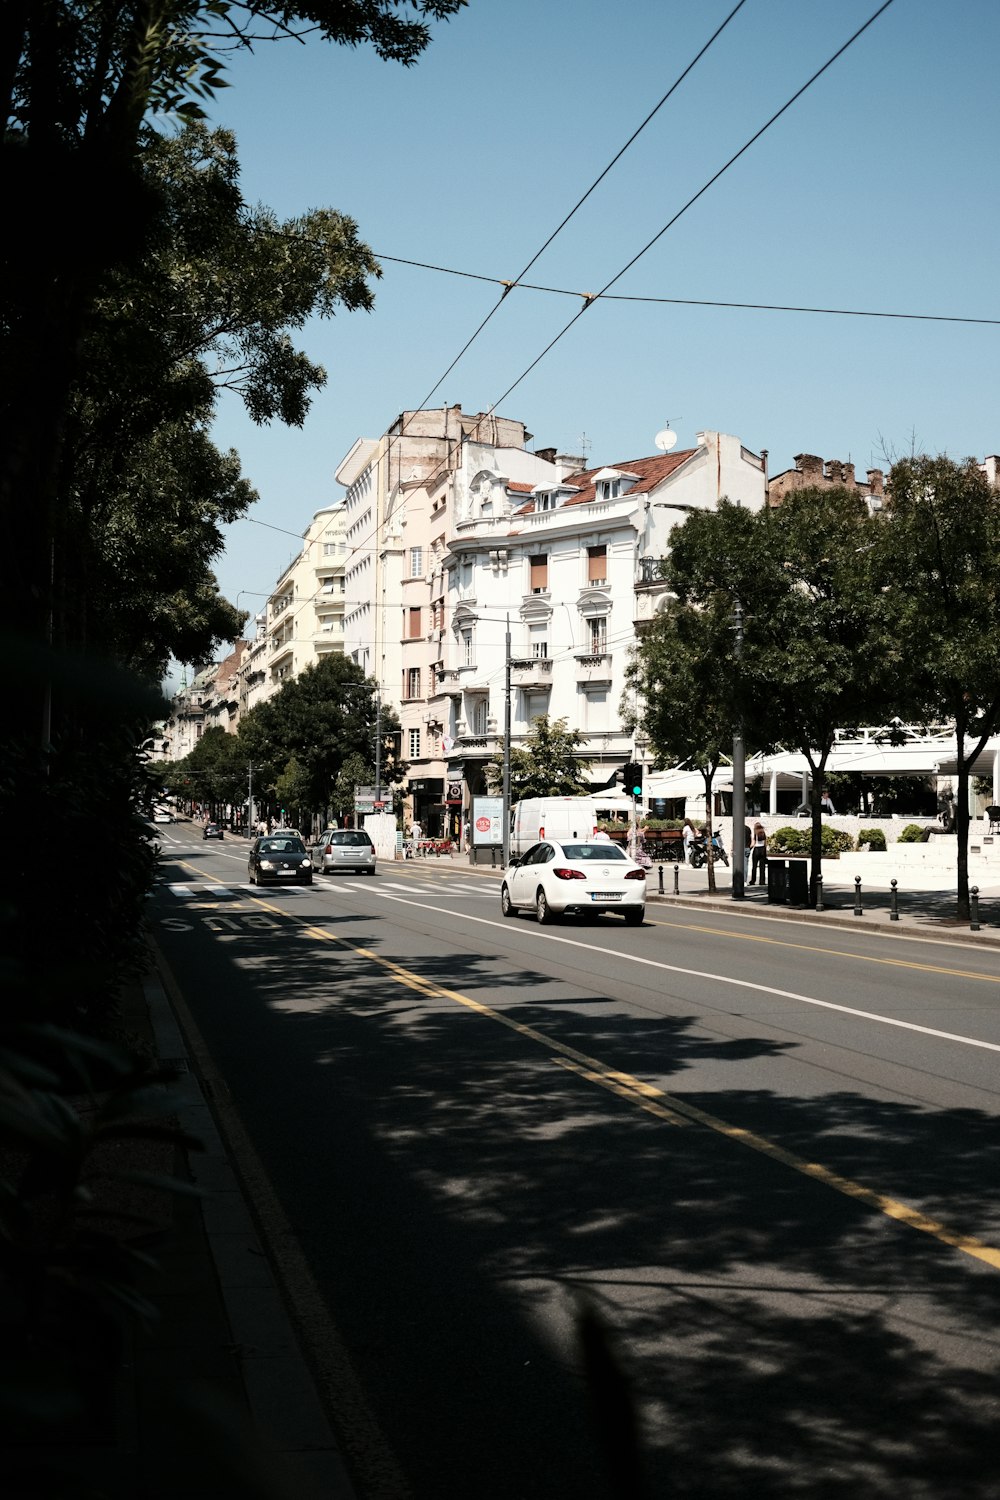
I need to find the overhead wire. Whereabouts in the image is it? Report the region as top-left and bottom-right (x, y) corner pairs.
(239, 1), (902, 691)
(482, 0), (899, 419)
(373, 252), (1000, 328)
(339, 0), (901, 588)
(337, 0), (751, 577)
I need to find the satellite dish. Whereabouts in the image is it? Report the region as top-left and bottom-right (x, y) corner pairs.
(654, 426), (678, 453)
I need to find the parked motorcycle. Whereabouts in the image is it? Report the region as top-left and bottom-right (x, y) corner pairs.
(688, 832), (729, 869)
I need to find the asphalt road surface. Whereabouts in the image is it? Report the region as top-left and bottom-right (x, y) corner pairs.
(150, 824), (1000, 1500)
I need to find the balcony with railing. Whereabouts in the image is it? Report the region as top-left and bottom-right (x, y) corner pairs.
(510, 657), (553, 689)
(575, 652), (613, 684)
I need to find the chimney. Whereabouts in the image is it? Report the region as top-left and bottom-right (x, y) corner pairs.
(825, 460), (843, 483)
(795, 453), (823, 482)
(535, 447), (557, 464)
(841, 462), (855, 487)
(867, 468), (884, 497)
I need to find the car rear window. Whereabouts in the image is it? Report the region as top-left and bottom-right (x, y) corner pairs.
(330, 832), (373, 846)
(561, 843), (629, 860)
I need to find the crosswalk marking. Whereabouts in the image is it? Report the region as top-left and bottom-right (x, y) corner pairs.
(163, 879), (497, 901)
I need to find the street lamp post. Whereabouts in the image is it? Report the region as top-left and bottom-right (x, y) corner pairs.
(731, 598), (746, 900)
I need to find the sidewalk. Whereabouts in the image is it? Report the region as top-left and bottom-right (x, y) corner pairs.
(34, 963), (360, 1500)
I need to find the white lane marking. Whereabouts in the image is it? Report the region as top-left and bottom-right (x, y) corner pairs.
(351, 889), (1000, 1058)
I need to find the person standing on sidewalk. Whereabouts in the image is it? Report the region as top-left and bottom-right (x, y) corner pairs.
(750, 821), (768, 885)
(682, 818), (697, 864)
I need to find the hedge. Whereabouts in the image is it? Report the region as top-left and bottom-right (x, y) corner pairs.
(769, 825), (854, 858)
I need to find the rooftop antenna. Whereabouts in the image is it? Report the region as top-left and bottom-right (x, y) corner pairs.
(579, 431), (591, 464)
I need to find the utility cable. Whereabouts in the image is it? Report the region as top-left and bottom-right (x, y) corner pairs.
(374, 252), (999, 328)
(484, 0), (898, 418)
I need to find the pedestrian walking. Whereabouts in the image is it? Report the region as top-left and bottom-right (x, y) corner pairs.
(750, 822), (768, 885)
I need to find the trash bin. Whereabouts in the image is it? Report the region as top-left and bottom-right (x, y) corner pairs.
(767, 860), (788, 904)
(767, 857), (810, 906)
(786, 858), (809, 907)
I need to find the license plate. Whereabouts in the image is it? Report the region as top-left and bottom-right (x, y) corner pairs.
(279, 869), (297, 876)
(592, 891), (622, 901)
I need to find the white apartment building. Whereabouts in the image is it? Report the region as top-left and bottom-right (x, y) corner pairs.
(420, 430), (767, 837)
(336, 407), (541, 830)
(238, 503), (348, 712)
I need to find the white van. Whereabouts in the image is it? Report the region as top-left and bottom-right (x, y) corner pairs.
(509, 794), (634, 857)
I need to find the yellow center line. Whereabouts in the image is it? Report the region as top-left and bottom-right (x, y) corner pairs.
(232, 890), (1000, 1274)
(649, 914), (999, 985)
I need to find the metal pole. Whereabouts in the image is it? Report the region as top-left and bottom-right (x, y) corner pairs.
(502, 615), (511, 868)
(815, 871), (824, 912)
(971, 885), (981, 932)
(374, 693), (381, 803)
(731, 597), (745, 900)
(248, 761), (254, 833)
(890, 878), (899, 921)
(854, 876), (863, 916)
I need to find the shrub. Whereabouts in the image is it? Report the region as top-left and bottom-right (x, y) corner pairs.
(857, 827), (887, 851)
(897, 823), (925, 843)
(640, 817), (684, 831)
(770, 824), (853, 858)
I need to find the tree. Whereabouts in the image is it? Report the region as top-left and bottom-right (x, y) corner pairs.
(666, 490), (904, 903)
(3, 2), (468, 716)
(237, 656), (399, 817)
(626, 594), (749, 894)
(486, 715), (590, 801)
(880, 455), (1000, 918)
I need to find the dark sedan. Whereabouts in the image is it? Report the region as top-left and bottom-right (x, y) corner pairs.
(203, 822), (224, 840)
(248, 835), (313, 886)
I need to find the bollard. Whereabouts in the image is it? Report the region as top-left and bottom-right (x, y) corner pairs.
(854, 875), (863, 916)
(971, 885), (981, 932)
(658, 863), (664, 895)
(815, 872), (824, 913)
(673, 862), (680, 895)
(491, 847), (497, 868)
(890, 879), (899, 921)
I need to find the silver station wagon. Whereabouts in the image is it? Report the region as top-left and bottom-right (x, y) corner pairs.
(311, 828), (377, 876)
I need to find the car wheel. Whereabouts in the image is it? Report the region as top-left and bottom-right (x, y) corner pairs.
(248, 870), (255, 885)
(624, 908), (644, 926)
(536, 887), (554, 925)
(367, 868), (375, 876)
(501, 883), (515, 918)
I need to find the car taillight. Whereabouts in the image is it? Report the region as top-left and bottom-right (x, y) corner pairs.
(625, 869), (647, 881)
(553, 867), (587, 880)
(324, 845), (333, 854)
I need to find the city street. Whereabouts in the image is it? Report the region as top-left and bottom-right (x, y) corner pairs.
(150, 823), (1000, 1500)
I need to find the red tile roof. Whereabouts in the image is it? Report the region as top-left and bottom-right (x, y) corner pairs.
(509, 450), (696, 516)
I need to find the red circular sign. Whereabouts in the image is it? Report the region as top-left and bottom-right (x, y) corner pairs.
(475, 816), (491, 833)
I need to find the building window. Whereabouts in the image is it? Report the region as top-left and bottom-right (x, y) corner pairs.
(530, 624), (548, 659)
(409, 546), (424, 579)
(589, 617), (607, 653)
(530, 555), (548, 593)
(587, 545), (607, 585)
(473, 699), (488, 735)
(409, 728), (421, 759)
(462, 628), (473, 666)
(406, 667), (421, 699)
(323, 540), (340, 556)
(408, 606), (422, 639)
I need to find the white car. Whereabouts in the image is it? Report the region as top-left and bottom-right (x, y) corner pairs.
(501, 838), (646, 926)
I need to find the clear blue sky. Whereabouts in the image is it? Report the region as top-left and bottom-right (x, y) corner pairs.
(200, 0), (999, 622)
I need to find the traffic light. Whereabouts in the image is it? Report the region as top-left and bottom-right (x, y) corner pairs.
(623, 761), (643, 799)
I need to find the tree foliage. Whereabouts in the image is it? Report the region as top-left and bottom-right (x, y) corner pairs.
(236, 655), (402, 814)
(650, 490), (904, 899)
(878, 454), (1000, 914)
(625, 594), (751, 892)
(486, 715), (590, 800)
